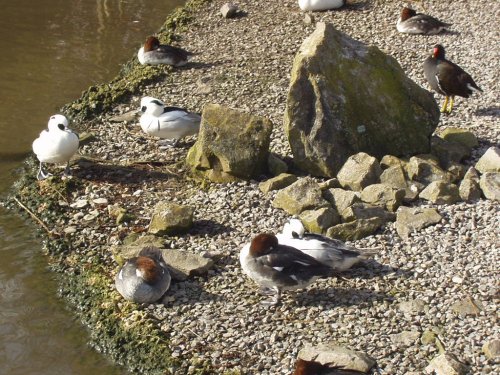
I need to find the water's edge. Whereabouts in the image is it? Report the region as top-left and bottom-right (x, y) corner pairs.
(4, 1), (217, 374)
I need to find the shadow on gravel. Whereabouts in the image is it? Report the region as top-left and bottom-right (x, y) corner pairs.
(295, 286), (392, 308)
(73, 158), (177, 184)
(191, 219), (234, 236)
(475, 106), (500, 117)
(159, 280), (218, 307)
(340, 261), (411, 280)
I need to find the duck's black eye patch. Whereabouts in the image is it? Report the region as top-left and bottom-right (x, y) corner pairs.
(151, 100), (163, 106)
(141, 106), (147, 112)
(58, 123), (65, 130)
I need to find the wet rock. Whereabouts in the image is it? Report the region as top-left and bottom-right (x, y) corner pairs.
(162, 249), (214, 281)
(451, 296), (484, 316)
(406, 155), (450, 184)
(337, 153), (382, 191)
(220, 3), (238, 18)
(298, 343), (376, 373)
(425, 353), (468, 375)
(475, 146), (500, 173)
(439, 127), (478, 149)
(326, 217), (386, 241)
(419, 181), (461, 204)
(273, 177), (329, 215)
(284, 23), (438, 177)
(148, 202), (194, 236)
(482, 339), (500, 359)
(259, 173), (298, 194)
(299, 207), (341, 234)
(479, 172), (500, 200)
(186, 104), (273, 183)
(323, 188), (360, 214)
(360, 183), (405, 211)
(391, 331), (421, 346)
(267, 153), (288, 176)
(341, 203), (396, 223)
(395, 207), (442, 239)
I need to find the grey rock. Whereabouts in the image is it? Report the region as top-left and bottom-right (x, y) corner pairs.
(186, 104), (273, 183)
(360, 183), (405, 212)
(398, 298), (428, 314)
(337, 152), (382, 191)
(162, 248), (215, 281)
(421, 330), (437, 345)
(431, 136), (471, 167)
(326, 217), (386, 241)
(323, 188), (360, 213)
(300, 207), (341, 234)
(451, 296), (484, 316)
(406, 155), (451, 184)
(148, 202), (194, 236)
(268, 153), (288, 176)
(220, 3), (238, 18)
(380, 155), (407, 169)
(439, 127), (479, 149)
(463, 166), (480, 181)
(475, 146), (500, 173)
(284, 23), (439, 177)
(395, 207), (442, 239)
(482, 339), (500, 359)
(298, 343), (376, 373)
(318, 178), (341, 190)
(479, 172), (500, 200)
(459, 178), (482, 202)
(304, 13), (315, 25)
(272, 177), (329, 215)
(390, 331), (421, 346)
(446, 162), (467, 183)
(380, 164), (423, 202)
(109, 110), (137, 123)
(419, 181), (461, 204)
(341, 203), (396, 223)
(259, 173), (298, 194)
(425, 353), (468, 375)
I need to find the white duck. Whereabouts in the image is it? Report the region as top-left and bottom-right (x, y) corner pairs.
(276, 218), (378, 272)
(32, 114), (79, 180)
(139, 97), (201, 147)
(298, 0), (345, 11)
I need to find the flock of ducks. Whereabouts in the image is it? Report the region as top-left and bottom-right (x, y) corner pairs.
(30, 3), (483, 306)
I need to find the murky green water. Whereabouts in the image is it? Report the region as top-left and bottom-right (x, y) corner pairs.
(0, 0), (184, 373)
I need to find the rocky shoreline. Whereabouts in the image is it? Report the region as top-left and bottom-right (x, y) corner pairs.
(6, 0), (499, 374)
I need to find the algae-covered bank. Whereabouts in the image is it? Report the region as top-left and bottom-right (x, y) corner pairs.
(5, 0), (500, 374)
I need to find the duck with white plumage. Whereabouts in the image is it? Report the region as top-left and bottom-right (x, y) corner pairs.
(298, 0), (345, 12)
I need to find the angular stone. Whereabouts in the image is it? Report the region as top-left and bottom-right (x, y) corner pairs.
(475, 147), (500, 173)
(318, 178), (341, 190)
(273, 177), (329, 215)
(482, 339), (500, 359)
(459, 178), (482, 202)
(451, 296), (484, 316)
(380, 155), (407, 169)
(421, 330), (437, 345)
(479, 172), (500, 201)
(284, 23), (439, 177)
(406, 155), (450, 184)
(268, 153), (288, 176)
(390, 331), (421, 346)
(109, 110), (137, 123)
(380, 164), (423, 202)
(398, 298), (427, 314)
(431, 136), (471, 167)
(439, 127), (478, 149)
(300, 207), (341, 234)
(323, 188), (360, 213)
(425, 353), (468, 375)
(186, 104), (273, 183)
(220, 3), (238, 18)
(259, 173), (298, 194)
(341, 203), (396, 223)
(463, 166), (480, 181)
(446, 162), (467, 183)
(419, 181), (461, 204)
(162, 249), (214, 281)
(396, 207), (442, 239)
(337, 153), (382, 191)
(148, 202), (194, 236)
(360, 183), (405, 212)
(326, 217), (386, 241)
(298, 343), (376, 373)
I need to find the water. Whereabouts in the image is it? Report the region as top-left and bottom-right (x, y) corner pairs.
(0, 0), (184, 373)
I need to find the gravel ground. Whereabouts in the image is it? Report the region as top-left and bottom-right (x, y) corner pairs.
(64, 0), (498, 373)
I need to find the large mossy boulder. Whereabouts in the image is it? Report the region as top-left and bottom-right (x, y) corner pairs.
(186, 104), (273, 183)
(284, 22), (439, 177)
